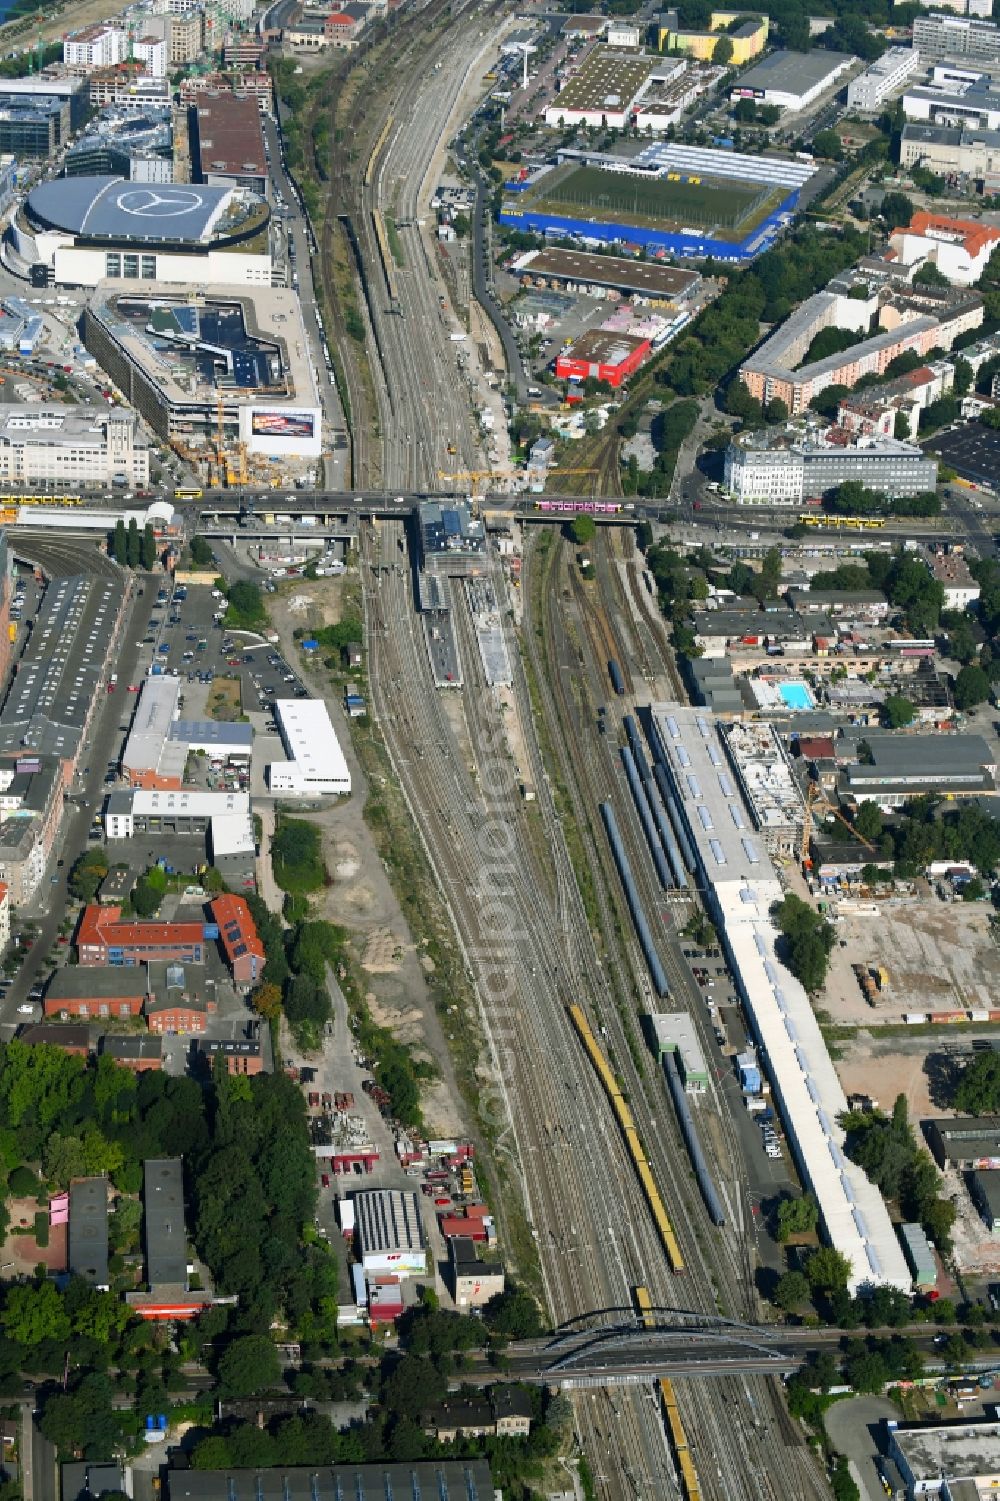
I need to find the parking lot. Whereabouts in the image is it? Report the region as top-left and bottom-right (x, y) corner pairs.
(125, 577), (310, 744)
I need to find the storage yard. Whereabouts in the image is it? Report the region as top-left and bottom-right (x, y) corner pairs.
(824, 901), (1000, 1024)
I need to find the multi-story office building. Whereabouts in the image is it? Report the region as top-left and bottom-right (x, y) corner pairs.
(0, 95), (70, 158)
(900, 121), (1000, 181)
(724, 423), (940, 503)
(847, 48), (920, 111)
(912, 13), (1000, 62)
(0, 406), (149, 489)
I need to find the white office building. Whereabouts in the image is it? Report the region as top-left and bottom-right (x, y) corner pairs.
(0, 406), (149, 489)
(847, 48), (920, 111)
(268, 699), (351, 796)
(649, 704), (912, 1295)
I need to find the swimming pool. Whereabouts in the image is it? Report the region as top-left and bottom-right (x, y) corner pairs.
(778, 681), (815, 711)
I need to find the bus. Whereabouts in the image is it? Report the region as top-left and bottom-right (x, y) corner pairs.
(175, 487), (204, 501)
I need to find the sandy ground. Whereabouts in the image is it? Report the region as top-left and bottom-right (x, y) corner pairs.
(266, 575), (468, 1138)
(2, 0), (122, 48)
(0, 1197), (67, 1276)
(836, 1045), (938, 1121)
(825, 900), (1000, 1022)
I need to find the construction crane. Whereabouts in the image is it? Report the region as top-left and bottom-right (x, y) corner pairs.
(801, 780), (876, 872)
(549, 467), (600, 476)
(438, 469), (497, 484)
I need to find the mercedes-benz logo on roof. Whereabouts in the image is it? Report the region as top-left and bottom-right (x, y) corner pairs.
(115, 188), (205, 218)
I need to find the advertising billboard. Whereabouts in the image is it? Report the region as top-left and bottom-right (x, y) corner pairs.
(251, 411), (315, 439)
(241, 405), (322, 458)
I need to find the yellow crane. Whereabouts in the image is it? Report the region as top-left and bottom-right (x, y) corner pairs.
(549, 467), (600, 475)
(801, 781), (876, 872)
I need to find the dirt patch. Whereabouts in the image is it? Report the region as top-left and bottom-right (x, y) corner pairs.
(367, 993), (425, 1046)
(821, 899), (1000, 1024)
(836, 1040), (939, 1120)
(205, 675), (242, 721)
(362, 927), (407, 973)
(279, 577), (349, 631)
(0, 1197), (67, 1276)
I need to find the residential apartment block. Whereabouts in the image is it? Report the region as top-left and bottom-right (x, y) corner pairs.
(739, 279), (983, 412)
(912, 13), (1000, 62)
(63, 24), (128, 70)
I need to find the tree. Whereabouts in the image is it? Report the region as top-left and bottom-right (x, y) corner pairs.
(69, 848), (109, 902)
(226, 581), (265, 627)
(854, 802), (884, 843)
(953, 357), (973, 397)
(954, 1052), (1000, 1115)
(765, 396), (789, 423)
(880, 191), (914, 229)
(914, 261), (950, 287)
(131, 876), (162, 918)
(111, 519), (127, 566)
(831, 1457), (861, 1501)
(812, 128), (843, 161)
(126, 518), (140, 568)
(570, 514), (597, 545)
(772, 893), (835, 993)
(948, 616), (977, 665)
(805, 1246), (852, 1295)
(2, 1281), (71, 1346)
(953, 664), (989, 711)
(713, 34), (734, 64)
(483, 1285), (543, 1338)
(883, 695), (915, 728)
(141, 525), (157, 571)
(217, 1334), (282, 1396)
(893, 409), (912, 442)
(776, 1194), (819, 1242)
(773, 1269), (811, 1312)
(382, 1355), (446, 1419)
(845, 1347), (889, 1393)
(189, 536), (214, 568)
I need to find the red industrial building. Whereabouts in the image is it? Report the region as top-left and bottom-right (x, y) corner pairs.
(76, 906), (206, 967)
(555, 330), (650, 389)
(44, 968), (145, 1020)
(210, 894), (265, 987)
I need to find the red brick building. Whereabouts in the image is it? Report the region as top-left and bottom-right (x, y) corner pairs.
(145, 995), (209, 1035)
(18, 1023), (91, 1056)
(99, 1035), (163, 1072)
(44, 968), (145, 1021)
(195, 1037), (263, 1075)
(210, 895), (265, 988)
(76, 906), (206, 967)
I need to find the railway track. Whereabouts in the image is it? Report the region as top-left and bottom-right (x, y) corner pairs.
(520, 527), (830, 1501)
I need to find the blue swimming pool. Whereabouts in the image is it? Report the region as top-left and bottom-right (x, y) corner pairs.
(778, 681), (815, 710)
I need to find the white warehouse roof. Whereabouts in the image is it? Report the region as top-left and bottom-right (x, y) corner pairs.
(649, 703), (911, 1295)
(130, 789), (250, 818)
(269, 698), (351, 796)
(634, 140), (818, 190)
(123, 675), (181, 775)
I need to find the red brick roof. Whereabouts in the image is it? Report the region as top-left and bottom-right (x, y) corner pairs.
(210, 895), (266, 966)
(77, 906), (205, 950)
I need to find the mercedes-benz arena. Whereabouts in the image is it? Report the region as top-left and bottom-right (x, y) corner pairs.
(7, 174), (272, 288)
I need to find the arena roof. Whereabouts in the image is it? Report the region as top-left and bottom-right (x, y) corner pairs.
(26, 176), (233, 243)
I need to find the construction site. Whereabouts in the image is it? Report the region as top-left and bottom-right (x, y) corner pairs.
(81, 282), (323, 486)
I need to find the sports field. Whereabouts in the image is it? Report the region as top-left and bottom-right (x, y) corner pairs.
(525, 163), (781, 240)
